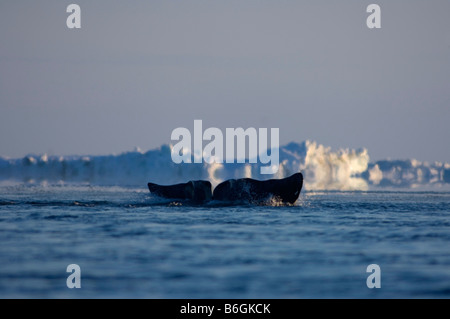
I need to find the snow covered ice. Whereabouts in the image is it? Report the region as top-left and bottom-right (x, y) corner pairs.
(1, 141), (449, 190)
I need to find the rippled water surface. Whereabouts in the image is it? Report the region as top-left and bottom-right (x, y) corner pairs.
(1, 185), (449, 298)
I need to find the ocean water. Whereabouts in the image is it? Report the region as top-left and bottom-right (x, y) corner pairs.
(0, 184), (449, 299)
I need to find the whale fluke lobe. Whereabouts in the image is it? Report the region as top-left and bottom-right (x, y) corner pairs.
(147, 180), (212, 202)
(213, 172), (303, 204)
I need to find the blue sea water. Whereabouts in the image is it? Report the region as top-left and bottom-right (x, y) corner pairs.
(0, 184), (449, 299)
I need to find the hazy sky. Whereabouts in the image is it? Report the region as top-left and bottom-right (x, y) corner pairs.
(1, 1), (449, 162)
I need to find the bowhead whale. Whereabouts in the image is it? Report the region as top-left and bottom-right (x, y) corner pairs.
(147, 172), (303, 205)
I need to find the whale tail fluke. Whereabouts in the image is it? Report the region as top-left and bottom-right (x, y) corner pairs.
(148, 172), (303, 205)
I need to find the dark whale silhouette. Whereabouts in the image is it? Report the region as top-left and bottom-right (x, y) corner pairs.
(147, 180), (212, 202)
(213, 172), (303, 204)
(147, 173), (303, 205)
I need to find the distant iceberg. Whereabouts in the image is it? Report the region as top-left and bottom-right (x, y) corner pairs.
(362, 159), (450, 189)
(0, 141), (449, 190)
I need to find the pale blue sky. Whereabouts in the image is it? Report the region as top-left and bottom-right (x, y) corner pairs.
(1, 1), (449, 162)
